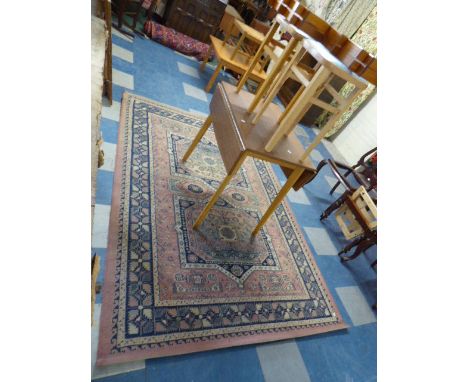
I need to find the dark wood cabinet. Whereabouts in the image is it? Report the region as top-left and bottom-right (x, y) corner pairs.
(164, 0), (227, 43)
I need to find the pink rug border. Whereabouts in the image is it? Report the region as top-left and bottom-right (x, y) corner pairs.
(96, 92), (347, 366)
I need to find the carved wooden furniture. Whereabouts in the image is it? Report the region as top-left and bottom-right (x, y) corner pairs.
(329, 147), (377, 195)
(182, 81), (317, 236)
(317, 159), (377, 261)
(164, 0), (226, 44)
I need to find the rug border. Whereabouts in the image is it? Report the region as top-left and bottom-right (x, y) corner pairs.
(96, 91), (347, 366)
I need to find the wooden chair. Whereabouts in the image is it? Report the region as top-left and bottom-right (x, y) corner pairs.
(329, 147), (377, 195)
(317, 159), (377, 261)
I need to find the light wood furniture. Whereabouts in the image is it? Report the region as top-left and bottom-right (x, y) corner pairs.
(182, 81), (316, 236)
(335, 186), (377, 240)
(235, 14), (302, 95)
(201, 34), (268, 92)
(268, 0), (377, 126)
(245, 35), (368, 160)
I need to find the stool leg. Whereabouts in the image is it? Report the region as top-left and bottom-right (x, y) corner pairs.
(266, 66), (331, 153)
(236, 22), (280, 93)
(252, 167), (304, 236)
(200, 45), (213, 72)
(247, 38), (299, 113)
(182, 115), (213, 162)
(230, 33), (246, 60)
(193, 153), (246, 229)
(205, 62), (222, 92)
(277, 85), (304, 124)
(251, 62), (291, 124)
(300, 112), (340, 162)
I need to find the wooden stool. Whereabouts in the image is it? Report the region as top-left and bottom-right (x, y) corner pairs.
(182, 81), (316, 236)
(246, 37), (369, 160)
(235, 14), (307, 96)
(201, 34), (268, 93)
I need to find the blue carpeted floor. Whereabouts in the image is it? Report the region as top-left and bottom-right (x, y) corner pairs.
(91, 27), (377, 382)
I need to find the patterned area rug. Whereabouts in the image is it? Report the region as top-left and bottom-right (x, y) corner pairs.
(97, 93), (346, 365)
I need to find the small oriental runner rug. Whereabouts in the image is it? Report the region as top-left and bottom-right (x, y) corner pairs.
(97, 93), (346, 365)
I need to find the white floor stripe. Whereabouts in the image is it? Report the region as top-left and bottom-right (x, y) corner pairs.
(177, 62), (200, 79)
(324, 175), (345, 194)
(309, 149), (324, 165)
(112, 44), (134, 63)
(100, 142), (117, 172)
(183, 82), (208, 102)
(257, 340), (311, 382)
(336, 286), (376, 326)
(91, 304), (145, 379)
(280, 180), (311, 205)
(101, 100), (121, 122)
(112, 68), (134, 90)
(303, 226), (338, 256)
(92, 204), (111, 248)
(111, 27), (133, 43)
(174, 50), (197, 61)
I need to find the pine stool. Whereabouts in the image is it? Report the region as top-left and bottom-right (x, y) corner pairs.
(246, 37), (369, 160)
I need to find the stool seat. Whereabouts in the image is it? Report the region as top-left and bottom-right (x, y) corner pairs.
(210, 81), (316, 189)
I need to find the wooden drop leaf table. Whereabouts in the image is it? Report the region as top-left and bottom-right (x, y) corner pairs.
(182, 81), (317, 236)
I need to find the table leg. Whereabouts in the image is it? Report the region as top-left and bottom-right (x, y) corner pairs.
(252, 167), (304, 236)
(182, 115), (213, 162)
(193, 153), (246, 230)
(205, 62), (223, 92)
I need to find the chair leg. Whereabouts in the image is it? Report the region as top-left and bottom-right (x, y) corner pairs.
(329, 181), (341, 195)
(320, 193), (346, 221)
(338, 235), (366, 257)
(340, 238), (375, 262)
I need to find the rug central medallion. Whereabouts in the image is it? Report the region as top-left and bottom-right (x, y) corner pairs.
(97, 93), (345, 366)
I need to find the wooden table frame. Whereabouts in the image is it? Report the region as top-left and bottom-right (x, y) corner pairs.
(182, 114), (306, 236)
(182, 82), (316, 236)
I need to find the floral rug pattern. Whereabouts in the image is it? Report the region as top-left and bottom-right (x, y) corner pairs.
(97, 93), (345, 365)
